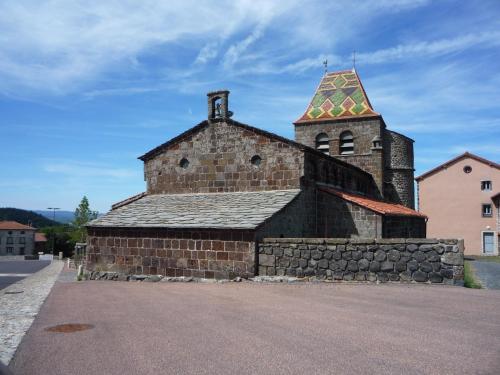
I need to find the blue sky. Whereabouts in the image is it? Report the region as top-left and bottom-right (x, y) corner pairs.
(1, 0), (499, 213)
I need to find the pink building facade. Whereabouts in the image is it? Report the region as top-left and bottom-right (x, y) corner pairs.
(416, 153), (500, 256)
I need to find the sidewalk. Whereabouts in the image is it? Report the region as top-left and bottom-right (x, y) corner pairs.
(0, 260), (64, 365)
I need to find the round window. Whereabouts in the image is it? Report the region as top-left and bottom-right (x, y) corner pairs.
(250, 155), (262, 167)
(179, 158), (189, 169)
(463, 165), (472, 174)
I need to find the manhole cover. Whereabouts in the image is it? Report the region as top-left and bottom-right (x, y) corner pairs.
(45, 324), (94, 333)
(4, 290), (24, 294)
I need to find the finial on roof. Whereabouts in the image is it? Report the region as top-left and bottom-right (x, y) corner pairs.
(352, 50), (356, 71)
(323, 59), (328, 75)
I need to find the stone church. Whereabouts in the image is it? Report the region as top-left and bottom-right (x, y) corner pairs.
(86, 69), (426, 279)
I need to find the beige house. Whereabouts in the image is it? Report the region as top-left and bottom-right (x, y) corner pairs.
(416, 152), (500, 255)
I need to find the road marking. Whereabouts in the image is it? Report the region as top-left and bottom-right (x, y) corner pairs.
(0, 273), (31, 277)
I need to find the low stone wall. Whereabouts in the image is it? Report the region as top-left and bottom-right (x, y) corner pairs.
(258, 238), (463, 284)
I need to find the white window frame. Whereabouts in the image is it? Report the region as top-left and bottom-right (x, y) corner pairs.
(481, 180), (492, 191)
(481, 231), (498, 255)
(482, 204), (492, 217)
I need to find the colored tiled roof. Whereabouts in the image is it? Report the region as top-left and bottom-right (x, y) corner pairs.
(0, 221), (36, 230)
(415, 152), (500, 181)
(321, 187), (426, 218)
(87, 190), (301, 229)
(35, 233), (47, 242)
(295, 69), (379, 124)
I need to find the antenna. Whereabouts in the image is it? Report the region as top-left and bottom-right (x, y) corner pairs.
(323, 59), (328, 74)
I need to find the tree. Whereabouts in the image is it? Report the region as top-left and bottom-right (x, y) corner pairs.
(73, 196), (98, 242)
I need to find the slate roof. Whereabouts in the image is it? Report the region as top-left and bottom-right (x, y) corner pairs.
(321, 187), (426, 218)
(415, 152), (500, 181)
(0, 221), (37, 230)
(295, 69), (379, 124)
(87, 190), (301, 229)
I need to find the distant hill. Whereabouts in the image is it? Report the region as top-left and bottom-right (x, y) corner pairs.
(35, 210), (76, 224)
(0, 207), (59, 228)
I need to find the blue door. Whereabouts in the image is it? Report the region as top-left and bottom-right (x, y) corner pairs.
(483, 232), (495, 254)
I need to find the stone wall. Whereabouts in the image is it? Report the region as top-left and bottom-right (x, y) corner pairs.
(384, 130), (415, 208)
(304, 152), (379, 198)
(144, 120), (304, 194)
(86, 227), (256, 279)
(316, 190), (382, 238)
(383, 216), (426, 238)
(258, 238), (463, 284)
(295, 118), (384, 195)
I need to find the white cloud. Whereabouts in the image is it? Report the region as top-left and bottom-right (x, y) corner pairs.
(357, 31), (500, 64)
(0, 0), (294, 94)
(0, 0), (436, 96)
(194, 43), (219, 65)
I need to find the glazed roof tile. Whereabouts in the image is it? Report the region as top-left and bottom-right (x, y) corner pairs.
(295, 69), (379, 124)
(88, 190), (301, 229)
(321, 187), (426, 218)
(0, 221), (37, 230)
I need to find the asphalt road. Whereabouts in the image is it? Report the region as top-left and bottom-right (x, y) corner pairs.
(10, 281), (500, 375)
(0, 260), (51, 290)
(472, 261), (500, 289)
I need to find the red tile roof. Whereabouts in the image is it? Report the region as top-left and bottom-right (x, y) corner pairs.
(321, 188), (426, 218)
(416, 152), (500, 181)
(35, 233), (48, 242)
(0, 221), (37, 230)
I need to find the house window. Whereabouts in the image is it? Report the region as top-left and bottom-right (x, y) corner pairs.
(482, 204), (492, 217)
(6, 247), (13, 254)
(7, 237), (13, 244)
(8, 231), (12, 235)
(315, 133), (329, 154)
(340, 131), (354, 155)
(20, 247), (25, 255)
(463, 165), (472, 174)
(179, 158), (190, 169)
(21, 231), (25, 234)
(19, 237), (25, 244)
(481, 180), (492, 191)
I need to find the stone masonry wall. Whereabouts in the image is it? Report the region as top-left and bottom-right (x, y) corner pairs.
(316, 190), (382, 238)
(86, 227), (255, 279)
(145, 121), (304, 194)
(258, 238), (463, 284)
(295, 118), (385, 196)
(384, 130), (415, 208)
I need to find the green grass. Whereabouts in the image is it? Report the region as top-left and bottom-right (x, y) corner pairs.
(463, 261), (482, 289)
(467, 255), (500, 263)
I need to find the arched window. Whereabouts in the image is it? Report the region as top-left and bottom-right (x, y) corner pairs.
(315, 133), (329, 154)
(340, 131), (354, 155)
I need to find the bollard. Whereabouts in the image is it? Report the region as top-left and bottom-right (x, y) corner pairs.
(78, 265), (83, 277)
(59, 252), (63, 260)
(67, 258), (70, 268)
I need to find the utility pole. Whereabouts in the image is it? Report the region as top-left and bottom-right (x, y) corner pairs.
(47, 207), (60, 254)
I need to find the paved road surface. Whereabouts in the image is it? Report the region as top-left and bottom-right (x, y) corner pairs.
(0, 261), (51, 290)
(10, 281), (500, 375)
(472, 261), (500, 289)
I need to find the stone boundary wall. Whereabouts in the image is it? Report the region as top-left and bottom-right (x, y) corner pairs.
(258, 238), (464, 284)
(86, 228), (255, 279)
